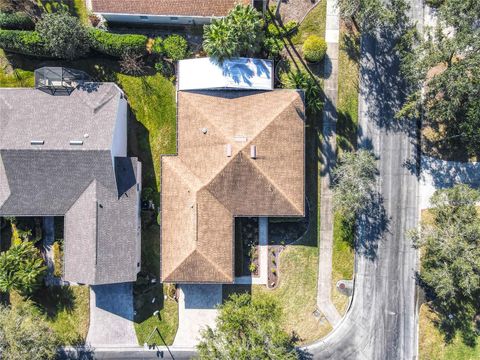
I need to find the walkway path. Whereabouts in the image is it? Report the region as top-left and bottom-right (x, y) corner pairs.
(172, 284), (222, 348)
(316, 0), (342, 327)
(86, 283), (138, 347)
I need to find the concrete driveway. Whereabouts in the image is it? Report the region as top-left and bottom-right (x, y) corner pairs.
(86, 283), (138, 347)
(172, 284), (222, 348)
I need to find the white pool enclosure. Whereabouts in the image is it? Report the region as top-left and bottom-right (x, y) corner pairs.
(177, 57), (274, 91)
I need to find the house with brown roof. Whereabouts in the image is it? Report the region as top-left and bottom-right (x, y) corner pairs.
(160, 87), (305, 283)
(87, 0), (266, 26)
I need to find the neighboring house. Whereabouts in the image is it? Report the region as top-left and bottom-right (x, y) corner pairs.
(0, 68), (142, 285)
(87, 0), (265, 26)
(160, 77), (305, 283)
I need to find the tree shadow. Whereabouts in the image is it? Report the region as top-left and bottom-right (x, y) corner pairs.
(360, 29), (417, 137)
(57, 344), (95, 360)
(30, 285), (75, 319)
(356, 192), (390, 260)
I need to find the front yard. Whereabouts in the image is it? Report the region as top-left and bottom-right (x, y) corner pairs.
(419, 304), (480, 360)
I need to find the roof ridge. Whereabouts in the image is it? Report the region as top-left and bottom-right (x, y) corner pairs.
(164, 157), (204, 191)
(242, 93), (304, 215)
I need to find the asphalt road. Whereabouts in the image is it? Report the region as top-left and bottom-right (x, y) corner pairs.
(305, 2), (424, 360)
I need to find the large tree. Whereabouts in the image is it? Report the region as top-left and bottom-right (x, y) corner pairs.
(336, 0), (409, 33)
(0, 304), (58, 360)
(398, 0), (480, 158)
(197, 294), (297, 359)
(203, 4), (264, 61)
(410, 184), (480, 344)
(35, 11), (90, 59)
(332, 149), (378, 221)
(0, 240), (46, 295)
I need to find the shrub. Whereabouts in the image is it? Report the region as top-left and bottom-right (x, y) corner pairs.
(0, 241), (46, 295)
(52, 241), (63, 278)
(89, 28), (147, 57)
(281, 70), (323, 114)
(162, 34), (188, 61)
(203, 4), (264, 61)
(119, 51), (145, 76)
(0, 30), (49, 57)
(302, 35), (327, 63)
(0, 12), (34, 30)
(151, 36), (163, 55)
(35, 11), (90, 59)
(154, 59), (174, 78)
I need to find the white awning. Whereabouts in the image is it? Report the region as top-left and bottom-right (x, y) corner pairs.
(177, 57), (274, 91)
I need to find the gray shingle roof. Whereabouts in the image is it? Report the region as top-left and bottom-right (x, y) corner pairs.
(0, 85), (140, 285)
(0, 84), (120, 150)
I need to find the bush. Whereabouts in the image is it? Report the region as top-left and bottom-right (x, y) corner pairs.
(302, 35), (327, 63)
(0, 12), (34, 30)
(36, 11), (90, 60)
(162, 34), (188, 61)
(89, 28), (147, 58)
(0, 30), (50, 57)
(151, 36), (163, 55)
(203, 4), (264, 61)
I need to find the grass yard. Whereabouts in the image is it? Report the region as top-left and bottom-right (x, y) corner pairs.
(253, 245), (332, 344)
(419, 304), (480, 360)
(291, 3), (327, 45)
(117, 73), (177, 195)
(330, 23), (360, 315)
(10, 286), (90, 345)
(116, 73), (178, 345)
(134, 284), (178, 346)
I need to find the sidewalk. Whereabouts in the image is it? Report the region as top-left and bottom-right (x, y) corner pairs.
(316, 0), (342, 327)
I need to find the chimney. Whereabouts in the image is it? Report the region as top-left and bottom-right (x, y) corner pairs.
(250, 145), (257, 159)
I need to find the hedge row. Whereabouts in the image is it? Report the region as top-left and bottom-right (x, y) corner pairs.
(89, 28), (147, 57)
(0, 30), (50, 57)
(0, 12), (34, 30)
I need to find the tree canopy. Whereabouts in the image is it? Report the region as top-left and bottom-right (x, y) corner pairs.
(332, 149), (378, 221)
(0, 304), (58, 360)
(398, 0), (480, 158)
(410, 184), (480, 345)
(202, 4), (264, 61)
(0, 240), (46, 295)
(197, 293), (297, 359)
(35, 11), (89, 60)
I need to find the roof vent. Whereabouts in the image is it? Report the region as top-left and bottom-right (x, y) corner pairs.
(250, 145), (257, 159)
(69, 140), (83, 145)
(201, 127), (208, 134)
(226, 144), (232, 157)
(234, 135), (247, 142)
(30, 140), (44, 145)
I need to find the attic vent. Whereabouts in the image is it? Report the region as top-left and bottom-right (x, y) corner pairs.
(250, 145), (257, 159)
(226, 144), (232, 157)
(30, 140), (44, 145)
(69, 140), (83, 145)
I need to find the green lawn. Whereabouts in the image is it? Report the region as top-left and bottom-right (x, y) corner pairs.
(116, 73), (178, 345)
(10, 286), (90, 345)
(252, 245), (332, 344)
(330, 23), (360, 315)
(291, 3), (327, 45)
(419, 304), (480, 360)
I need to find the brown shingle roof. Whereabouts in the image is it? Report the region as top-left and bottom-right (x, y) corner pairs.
(161, 90), (305, 283)
(91, 0), (250, 17)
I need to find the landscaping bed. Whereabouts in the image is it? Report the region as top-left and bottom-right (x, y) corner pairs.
(235, 217), (259, 277)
